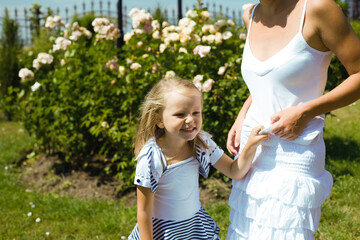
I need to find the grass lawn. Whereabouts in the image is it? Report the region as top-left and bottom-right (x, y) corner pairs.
(1, 100), (359, 239)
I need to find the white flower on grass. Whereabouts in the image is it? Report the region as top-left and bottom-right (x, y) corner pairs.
(35, 218), (41, 223)
(121, 236), (126, 239)
(31, 82), (41, 92)
(202, 78), (215, 92)
(218, 66), (226, 75)
(4, 166), (8, 170)
(165, 71), (176, 78)
(52, 37), (71, 52)
(31, 204), (36, 208)
(25, 189), (32, 193)
(45, 232), (50, 236)
(130, 63), (142, 71)
(18, 68), (34, 82)
(27, 212), (32, 217)
(193, 45), (211, 58)
(137, 41), (143, 47)
(119, 66), (126, 76)
(222, 31), (233, 40)
(101, 121), (110, 128)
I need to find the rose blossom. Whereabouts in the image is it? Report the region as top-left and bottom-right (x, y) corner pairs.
(193, 45), (211, 58)
(18, 68), (34, 82)
(202, 79), (215, 93)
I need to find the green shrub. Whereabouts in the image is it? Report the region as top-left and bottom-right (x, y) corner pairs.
(0, 8), (21, 120)
(19, 3), (354, 189)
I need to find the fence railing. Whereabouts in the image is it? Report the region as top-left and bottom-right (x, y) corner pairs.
(0, 0), (244, 46)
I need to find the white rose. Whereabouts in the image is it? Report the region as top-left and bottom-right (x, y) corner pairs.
(18, 68), (34, 82)
(194, 74), (204, 82)
(130, 63), (141, 71)
(179, 47), (188, 54)
(222, 31), (233, 40)
(202, 79), (215, 93)
(159, 43), (166, 53)
(31, 82), (41, 92)
(152, 30), (160, 39)
(165, 70), (176, 78)
(218, 66), (226, 75)
(119, 66), (126, 76)
(193, 45), (211, 58)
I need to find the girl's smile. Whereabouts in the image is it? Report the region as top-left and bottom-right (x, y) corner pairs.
(157, 90), (202, 145)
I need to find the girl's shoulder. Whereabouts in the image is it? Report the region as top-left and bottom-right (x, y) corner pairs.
(136, 138), (166, 172)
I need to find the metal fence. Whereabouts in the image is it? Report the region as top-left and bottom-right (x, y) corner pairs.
(0, 0), (244, 46)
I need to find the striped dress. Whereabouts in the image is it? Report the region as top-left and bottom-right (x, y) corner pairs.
(128, 132), (224, 240)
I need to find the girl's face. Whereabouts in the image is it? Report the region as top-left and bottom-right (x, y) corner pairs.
(157, 90), (202, 144)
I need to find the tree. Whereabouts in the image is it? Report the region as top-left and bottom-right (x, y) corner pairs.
(0, 8), (21, 120)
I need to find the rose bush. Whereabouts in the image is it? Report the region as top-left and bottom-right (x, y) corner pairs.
(18, 2), (349, 188)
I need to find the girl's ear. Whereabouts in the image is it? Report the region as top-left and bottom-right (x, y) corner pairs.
(155, 113), (164, 129)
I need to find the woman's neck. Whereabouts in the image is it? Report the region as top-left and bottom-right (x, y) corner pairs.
(259, 0), (299, 16)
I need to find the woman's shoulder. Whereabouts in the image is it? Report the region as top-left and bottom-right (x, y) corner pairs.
(242, 3), (257, 29)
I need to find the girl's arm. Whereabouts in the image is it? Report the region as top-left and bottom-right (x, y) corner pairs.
(270, 0), (360, 140)
(216, 126), (268, 180)
(227, 95), (252, 155)
(137, 186), (154, 240)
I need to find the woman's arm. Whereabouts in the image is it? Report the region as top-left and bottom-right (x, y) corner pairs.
(137, 186), (154, 240)
(227, 95), (252, 155)
(217, 126), (268, 180)
(226, 6), (255, 154)
(270, 0), (360, 140)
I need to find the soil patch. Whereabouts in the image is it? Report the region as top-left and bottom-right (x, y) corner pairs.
(20, 153), (231, 205)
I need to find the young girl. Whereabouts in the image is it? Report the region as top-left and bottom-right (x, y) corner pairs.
(128, 77), (268, 240)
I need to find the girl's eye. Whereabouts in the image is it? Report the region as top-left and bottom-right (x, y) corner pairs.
(175, 113), (185, 117)
(193, 112), (200, 115)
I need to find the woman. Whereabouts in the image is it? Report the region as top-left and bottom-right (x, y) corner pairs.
(226, 0), (360, 239)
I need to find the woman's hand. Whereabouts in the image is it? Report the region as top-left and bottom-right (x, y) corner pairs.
(227, 96), (252, 155)
(270, 105), (312, 140)
(227, 118), (244, 155)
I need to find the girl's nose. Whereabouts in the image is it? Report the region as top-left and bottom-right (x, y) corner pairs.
(185, 115), (194, 124)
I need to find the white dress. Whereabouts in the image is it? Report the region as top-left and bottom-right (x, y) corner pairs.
(227, 1), (333, 239)
(129, 132), (224, 240)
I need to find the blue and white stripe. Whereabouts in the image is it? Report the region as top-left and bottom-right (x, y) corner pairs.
(128, 207), (220, 240)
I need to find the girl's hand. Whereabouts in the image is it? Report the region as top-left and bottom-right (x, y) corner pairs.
(270, 105), (311, 140)
(247, 126), (269, 148)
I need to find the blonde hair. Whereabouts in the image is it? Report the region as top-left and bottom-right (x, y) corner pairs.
(134, 77), (208, 157)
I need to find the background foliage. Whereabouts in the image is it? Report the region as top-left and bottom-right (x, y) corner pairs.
(0, 1), (356, 189)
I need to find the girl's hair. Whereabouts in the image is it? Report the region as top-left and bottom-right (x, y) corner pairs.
(134, 77), (208, 157)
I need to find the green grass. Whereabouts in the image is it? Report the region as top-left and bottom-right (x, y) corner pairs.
(1, 100), (360, 239)
(0, 120), (136, 239)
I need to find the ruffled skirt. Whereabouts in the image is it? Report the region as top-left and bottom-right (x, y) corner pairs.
(129, 206), (220, 240)
(227, 133), (333, 240)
